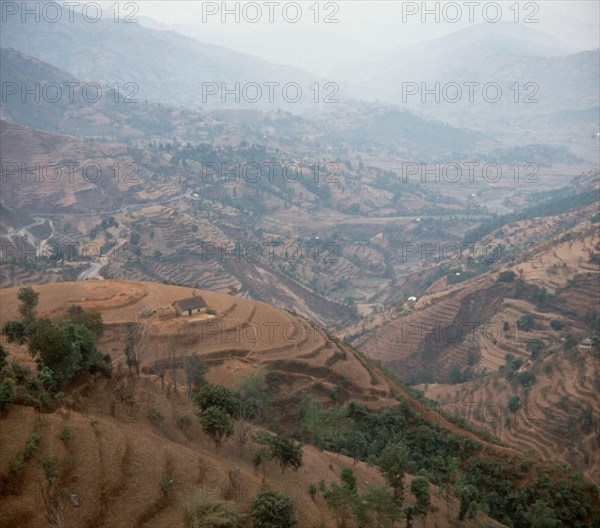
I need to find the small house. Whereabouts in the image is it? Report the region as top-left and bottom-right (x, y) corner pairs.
(173, 296), (207, 317)
(406, 296), (418, 308)
(579, 338), (593, 351)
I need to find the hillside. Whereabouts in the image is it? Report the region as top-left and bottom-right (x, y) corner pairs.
(422, 341), (600, 485)
(1, 281), (599, 527)
(344, 199), (600, 482)
(0, 119), (482, 323)
(1, 6), (599, 528)
(0, 6), (320, 112)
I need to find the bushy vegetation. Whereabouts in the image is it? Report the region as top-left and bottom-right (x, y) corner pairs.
(498, 270), (516, 282)
(182, 493), (241, 528)
(251, 431), (303, 474)
(517, 313), (535, 332)
(1, 425), (44, 495)
(526, 338), (545, 359)
(251, 490), (297, 528)
(1, 289), (110, 404)
(294, 396), (600, 527)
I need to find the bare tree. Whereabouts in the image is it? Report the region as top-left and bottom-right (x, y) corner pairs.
(41, 486), (67, 528)
(166, 346), (179, 393)
(123, 320), (152, 378)
(183, 353), (207, 398)
(39, 456), (66, 528)
(233, 413), (253, 459)
(153, 356), (167, 390)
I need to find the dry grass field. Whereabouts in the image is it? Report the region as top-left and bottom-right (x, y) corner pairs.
(347, 206), (600, 482)
(0, 280), (513, 527)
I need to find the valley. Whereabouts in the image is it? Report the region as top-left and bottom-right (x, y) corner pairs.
(0, 4), (599, 527)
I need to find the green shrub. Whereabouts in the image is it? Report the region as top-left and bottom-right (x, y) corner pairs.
(2, 320), (26, 344)
(518, 314), (535, 332)
(160, 476), (174, 497)
(199, 406), (234, 451)
(508, 395), (520, 413)
(498, 271), (516, 282)
(39, 455), (61, 483)
(193, 384), (240, 417)
(8, 458), (24, 474)
(23, 430), (43, 459)
(59, 427), (74, 443)
(526, 338), (544, 359)
(0, 343), (8, 371)
(149, 406), (165, 424)
(518, 371), (536, 388)
(9, 429), (43, 477)
(251, 490), (297, 528)
(0, 377), (16, 412)
(182, 494), (241, 528)
(11, 360), (32, 383)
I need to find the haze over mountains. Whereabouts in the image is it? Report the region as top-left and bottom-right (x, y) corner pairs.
(2, 7), (597, 162)
(0, 8), (322, 111)
(0, 3), (599, 527)
(333, 23), (599, 160)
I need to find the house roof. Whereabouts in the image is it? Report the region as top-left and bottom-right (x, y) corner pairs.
(174, 296), (207, 311)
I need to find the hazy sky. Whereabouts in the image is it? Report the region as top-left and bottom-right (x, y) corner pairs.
(99, 1), (599, 74)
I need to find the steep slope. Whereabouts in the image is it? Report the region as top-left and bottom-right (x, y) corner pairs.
(0, 280), (496, 527)
(0, 6), (321, 112)
(345, 201), (600, 482)
(1, 281), (599, 528)
(423, 344), (600, 485)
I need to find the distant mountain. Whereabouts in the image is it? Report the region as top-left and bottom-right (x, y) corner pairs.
(334, 22), (579, 88)
(303, 101), (488, 160)
(138, 17), (368, 77)
(0, 4), (324, 111)
(333, 23), (599, 158)
(0, 47), (197, 142)
(1, 48), (492, 161)
(0, 47), (112, 135)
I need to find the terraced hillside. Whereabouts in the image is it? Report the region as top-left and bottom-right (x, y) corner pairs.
(345, 204), (600, 483)
(347, 200), (599, 378)
(2, 281), (599, 527)
(0, 120), (181, 216)
(0, 280), (510, 528)
(423, 344), (600, 484)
